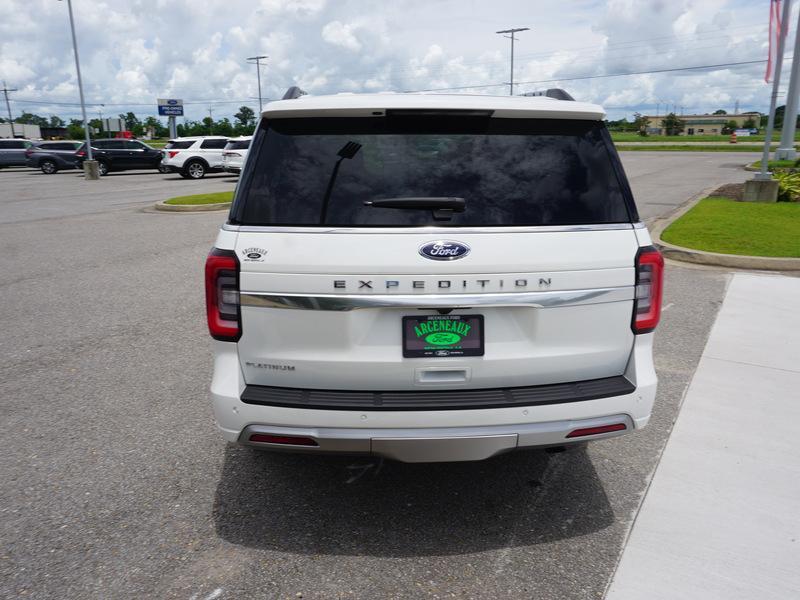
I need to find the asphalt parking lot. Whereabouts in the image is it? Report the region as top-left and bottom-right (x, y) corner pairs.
(0, 153), (757, 598)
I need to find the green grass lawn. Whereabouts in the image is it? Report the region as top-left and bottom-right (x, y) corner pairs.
(616, 144), (768, 152)
(610, 132), (800, 143)
(748, 159), (797, 170)
(661, 197), (800, 257)
(164, 191), (234, 205)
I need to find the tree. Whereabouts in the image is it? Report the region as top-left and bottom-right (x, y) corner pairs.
(49, 115), (65, 127)
(713, 109), (727, 115)
(67, 119), (85, 139)
(234, 106), (255, 128)
(721, 120), (739, 135)
(17, 112), (49, 127)
(742, 117), (757, 130)
(633, 112), (649, 136)
(143, 116), (168, 138)
(661, 113), (685, 136)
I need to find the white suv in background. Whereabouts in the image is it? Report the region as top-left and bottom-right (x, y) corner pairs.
(206, 88), (663, 463)
(161, 136), (228, 179)
(222, 136), (252, 173)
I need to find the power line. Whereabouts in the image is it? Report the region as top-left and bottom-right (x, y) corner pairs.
(407, 59), (770, 92)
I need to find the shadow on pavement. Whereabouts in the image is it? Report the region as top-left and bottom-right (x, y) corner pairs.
(213, 443), (614, 557)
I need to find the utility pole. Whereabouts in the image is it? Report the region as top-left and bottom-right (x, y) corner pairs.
(758, 0), (792, 179)
(63, 0), (96, 178)
(496, 28), (529, 96)
(2, 81), (17, 138)
(777, 5), (800, 160)
(207, 108), (214, 134)
(246, 55), (268, 114)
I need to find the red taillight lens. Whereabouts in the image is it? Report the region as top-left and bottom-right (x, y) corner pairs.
(566, 423), (627, 438)
(168, 151), (179, 158)
(632, 246), (664, 334)
(205, 248), (241, 341)
(249, 434), (319, 446)
(25, 149), (35, 158)
(76, 150), (85, 157)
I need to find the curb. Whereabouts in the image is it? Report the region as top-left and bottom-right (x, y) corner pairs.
(649, 189), (800, 272)
(154, 200), (231, 212)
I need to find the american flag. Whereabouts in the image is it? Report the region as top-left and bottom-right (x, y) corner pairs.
(766, 0), (783, 82)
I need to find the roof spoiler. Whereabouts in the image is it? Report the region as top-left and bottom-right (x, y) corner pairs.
(282, 86), (308, 100)
(519, 88), (574, 101)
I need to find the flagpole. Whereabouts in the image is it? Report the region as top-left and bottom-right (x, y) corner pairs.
(758, 0), (792, 180)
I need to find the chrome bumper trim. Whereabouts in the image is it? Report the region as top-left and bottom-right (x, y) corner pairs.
(240, 286), (633, 311)
(239, 414), (635, 462)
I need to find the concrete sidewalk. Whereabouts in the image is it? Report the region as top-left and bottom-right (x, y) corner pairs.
(607, 273), (800, 600)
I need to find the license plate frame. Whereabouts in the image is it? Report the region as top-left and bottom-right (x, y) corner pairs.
(402, 314), (484, 358)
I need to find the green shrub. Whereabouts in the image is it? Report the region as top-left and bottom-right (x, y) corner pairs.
(773, 171), (800, 202)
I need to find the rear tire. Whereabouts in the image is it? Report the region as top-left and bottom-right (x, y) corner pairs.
(40, 160), (58, 174)
(97, 161), (109, 176)
(184, 160), (206, 179)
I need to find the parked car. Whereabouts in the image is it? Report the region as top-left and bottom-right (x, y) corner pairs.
(222, 136), (252, 173)
(25, 140), (81, 174)
(75, 139), (163, 175)
(205, 88), (664, 463)
(0, 138), (34, 167)
(160, 136), (228, 179)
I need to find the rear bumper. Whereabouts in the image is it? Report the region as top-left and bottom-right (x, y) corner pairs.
(210, 334), (657, 462)
(239, 414), (634, 462)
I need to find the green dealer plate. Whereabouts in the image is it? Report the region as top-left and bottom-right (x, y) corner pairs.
(402, 314), (484, 358)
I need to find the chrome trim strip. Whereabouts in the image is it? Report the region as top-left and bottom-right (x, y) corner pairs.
(222, 222), (635, 234)
(240, 286), (633, 311)
(633, 221), (646, 229)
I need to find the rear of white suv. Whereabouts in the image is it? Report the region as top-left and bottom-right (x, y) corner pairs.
(161, 136), (228, 179)
(206, 90), (662, 463)
(222, 136), (252, 173)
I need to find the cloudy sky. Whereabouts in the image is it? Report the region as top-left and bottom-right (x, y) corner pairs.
(0, 0), (793, 123)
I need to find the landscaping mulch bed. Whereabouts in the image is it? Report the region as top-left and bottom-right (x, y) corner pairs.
(710, 183), (744, 202)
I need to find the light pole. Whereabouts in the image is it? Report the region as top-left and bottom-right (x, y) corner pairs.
(63, 0), (97, 179)
(496, 28), (529, 96)
(207, 108), (214, 134)
(246, 55), (268, 114)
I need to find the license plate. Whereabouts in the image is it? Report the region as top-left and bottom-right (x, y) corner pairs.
(402, 314), (484, 358)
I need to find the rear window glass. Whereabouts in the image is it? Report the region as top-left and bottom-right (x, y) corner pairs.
(225, 139), (251, 150)
(232, 117), (633, 227)
(165, 140), (194, 149)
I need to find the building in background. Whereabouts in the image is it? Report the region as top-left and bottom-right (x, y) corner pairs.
(0, 123), (41, 139)
(644, 112), (760, 136)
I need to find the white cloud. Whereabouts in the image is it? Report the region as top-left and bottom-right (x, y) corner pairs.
(0, 0), (783, 122)
(322, 21), (362, 51)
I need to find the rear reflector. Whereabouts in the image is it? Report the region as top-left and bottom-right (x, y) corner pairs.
(249, 434), (319, 446)
(566, 423), (627, 438)
(204, 248), (241, 341)
(632, 246), (664, 334)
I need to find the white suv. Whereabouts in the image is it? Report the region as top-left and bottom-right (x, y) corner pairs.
(205, 89), (663, 463)
(222, 136), (252, 173)
(161, 136), (228, 179)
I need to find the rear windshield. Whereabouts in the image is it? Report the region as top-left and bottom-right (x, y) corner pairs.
(232, 116), (635, 227)
(165, 140), (194, 149)
(225, 139), (251, 150)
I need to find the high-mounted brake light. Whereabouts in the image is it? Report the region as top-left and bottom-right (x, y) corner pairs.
(205, 248), (241, 341)
(632, 246), (664, 334)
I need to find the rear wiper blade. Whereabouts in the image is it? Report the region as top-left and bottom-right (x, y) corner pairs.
(364, 197), (465, 221)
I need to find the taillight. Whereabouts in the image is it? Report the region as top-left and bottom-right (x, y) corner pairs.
(76, 150), (86, 157)
(632, 246), (664, 334)
(205, 248), (241, 341)
(25, 149), (35, 158)
(168, 151), (179, 158)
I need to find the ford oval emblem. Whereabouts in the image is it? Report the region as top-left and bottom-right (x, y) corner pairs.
(419, 240), (471, 261)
